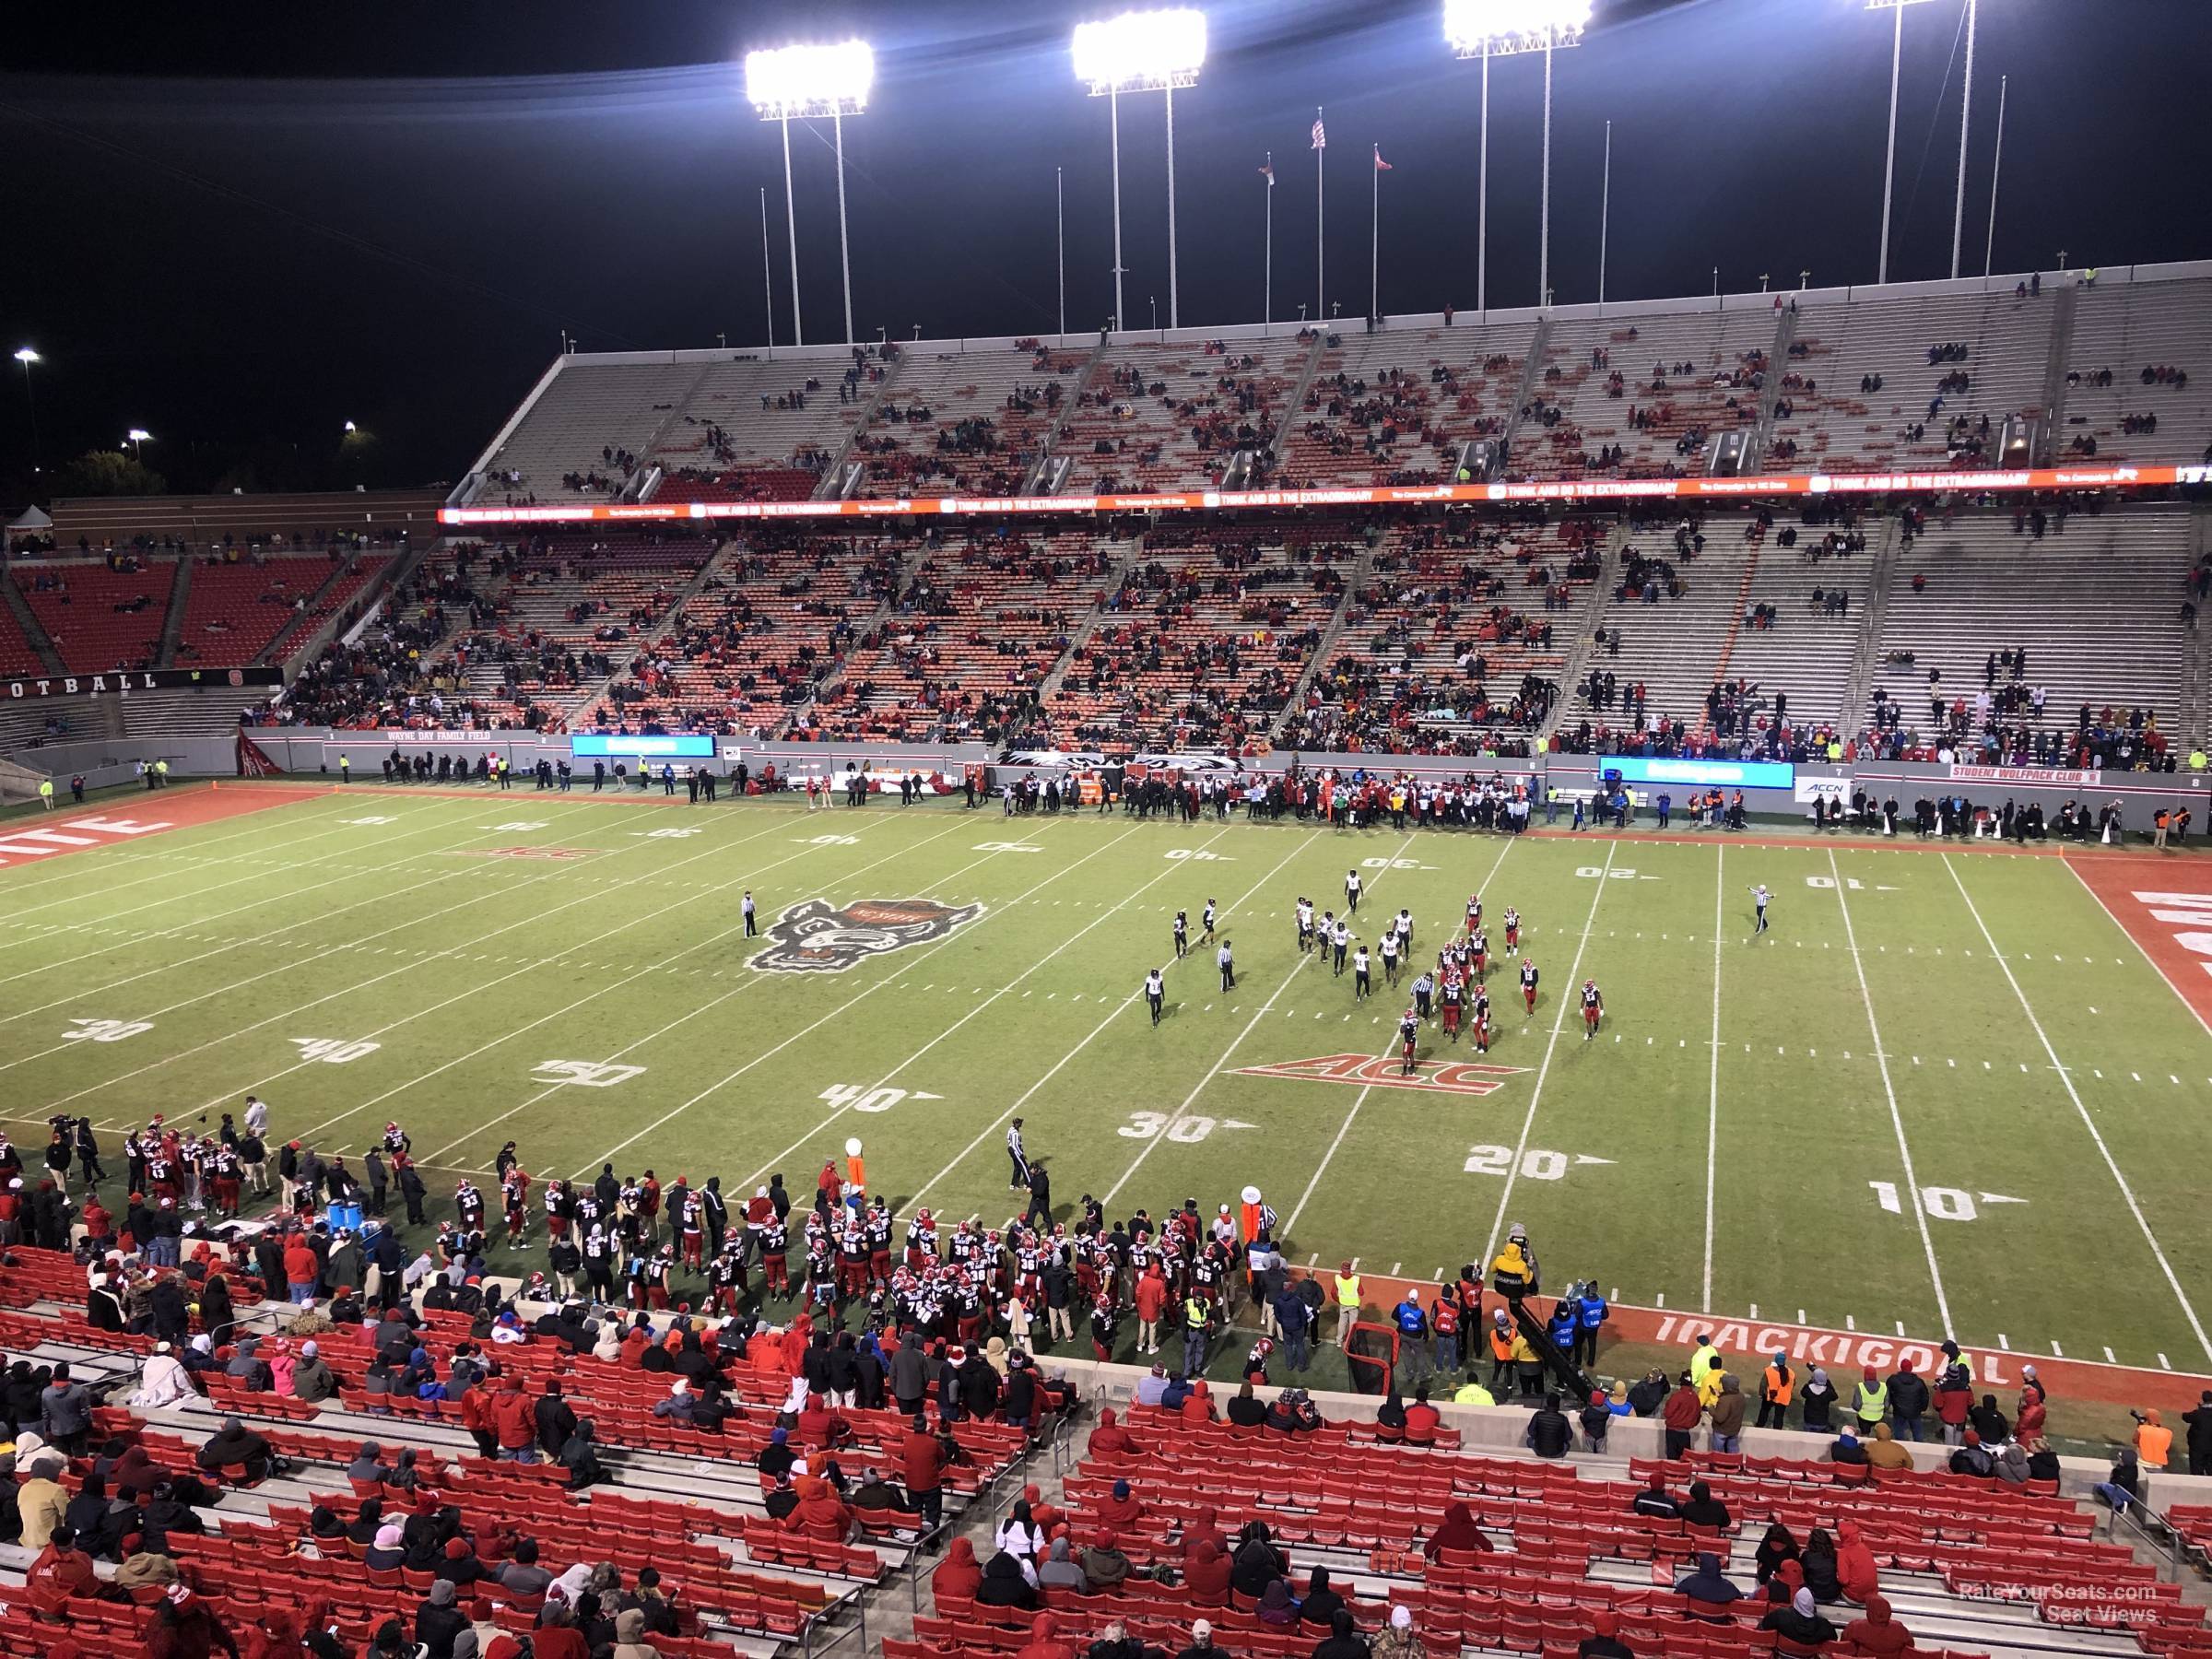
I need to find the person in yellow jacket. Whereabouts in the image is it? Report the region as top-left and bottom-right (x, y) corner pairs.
(1696, 1362), (1728, 1412)
(1453, 1376), (1495, 1406)
(1334, 1262), (1361, 1349)
(1688, 1333), (1722, 1388)
(1853, 1364), (1889, 1429)
(1490, 1223), (1536, 1305)
(1507, 1328), (1541, 1401)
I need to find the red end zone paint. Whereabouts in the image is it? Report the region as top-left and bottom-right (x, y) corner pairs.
(2066, 857), (2212, 1037)
(0, 784), (304, 871)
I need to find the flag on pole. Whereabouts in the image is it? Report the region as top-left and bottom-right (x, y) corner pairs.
(1259, 156), (1274, 184)
(1373, 146), (1393, 172)
(1311, 116), (1327, 150)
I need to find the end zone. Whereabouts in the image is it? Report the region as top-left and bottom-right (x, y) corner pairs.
(0, 784), (309, 872)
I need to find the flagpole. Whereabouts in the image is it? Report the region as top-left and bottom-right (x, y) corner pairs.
(1265, 157), (1276, 331)
(1477, 41), (1490, 316)
(780, 112), (804, 346)
(1110, 86), (1125, 331)
(1315, 106), (1325, 324)
(1165, 83), (1181, 332)
(1598, 119), (1611, 306)
(1056, 166), (1067, 347)
(760, 185), (776, 359)
(1983, 74), (2006, 277)
(1370, 145), (1381, 325)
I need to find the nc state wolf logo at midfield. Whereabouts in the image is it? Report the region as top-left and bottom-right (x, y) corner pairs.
(751, 898), (984, 974)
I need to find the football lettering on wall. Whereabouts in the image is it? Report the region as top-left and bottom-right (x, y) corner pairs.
(751, 898), (985, 974)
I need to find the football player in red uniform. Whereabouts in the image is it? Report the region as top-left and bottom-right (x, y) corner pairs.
(1520, 958), (1540, 1015)
(1581, 978), (1604, 1038)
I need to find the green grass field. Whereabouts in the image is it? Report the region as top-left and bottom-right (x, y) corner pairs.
(5, 782), (2208, 1441)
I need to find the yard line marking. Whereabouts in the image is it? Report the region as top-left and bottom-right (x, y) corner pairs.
(2103, 1346), (2116, 1363)
(34, 802), (805, 1115)
(1481, 840), (1613, 1271)
(1124, 831), (1433, 1220)
(590, 822), (1199, 1185)
(905, 830), (1261, 1211)
(2159, 1354), (2171, 1371)
(1943, 854), (2212, 1364)
(1702, 848), (1723, 1310)
(405, 818), (982, 1164)
(1829, 849), (1952, 1335)
(0, 797), (565, 1007)
(1996, 1334), (2009, 1349)
(2051, 1341), (2065, 1359)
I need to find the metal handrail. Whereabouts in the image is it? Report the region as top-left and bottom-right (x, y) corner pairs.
(803, 1594), (869, 1659)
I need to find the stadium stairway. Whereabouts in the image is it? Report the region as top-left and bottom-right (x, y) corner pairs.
(1027, 338), (1113, 495)
(0, 570), (66, 675)
(154, 557), (194, 667)
(1030, 534), (1151, 703)
(1496, 316), (1555, 469)
(1265, 533), (1379, 744)
(561, 536), (742, 721)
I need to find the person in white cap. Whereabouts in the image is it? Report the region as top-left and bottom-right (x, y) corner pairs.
(130, 1341), (195, 1408)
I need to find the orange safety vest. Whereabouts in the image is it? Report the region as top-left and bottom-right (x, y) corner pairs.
(1488, 1325), (1515, 1363)
(1762, 1362), (1794, 1406)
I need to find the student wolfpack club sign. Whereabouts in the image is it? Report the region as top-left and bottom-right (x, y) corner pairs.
(750, 898), (985, 974)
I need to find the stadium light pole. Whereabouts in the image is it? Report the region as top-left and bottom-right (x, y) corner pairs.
(124, 429), (152, 459)
(14, 347), (40, 474)
(1446, 0), (1591, 312)
(1074, 9), (1207, 335)
(746, 40), (875, 348)
(1866, 0), (1936, 287)
(1983, 72), (2005, 277)
(1950, 0), (1977, 279)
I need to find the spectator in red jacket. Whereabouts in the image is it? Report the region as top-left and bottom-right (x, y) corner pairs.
(1402, 1384), (1441, 1446)
(933, 1535), (982, 1600)
(489, 1378), (538, 1463)
(1181, 1380), (1217, 1426)
(787, 1474), (853, 1539)
(29, 1524), (105, 1603)
(282, 1237), (320, 1306)
(1841, 1594), (1913, 1656)
(1016, 1612), (1075, 1659)
(1423, 1501), (1491, 1559)
(1097, 1477), (1146, 1531)
(1662, 1372), (1703, 1458)
(1087, 1407), (1145, 1459)
(144, 1583), (241, 1659)
(1185, 1538), (1232, 1604)
(1835, 1520), (1880, 1603)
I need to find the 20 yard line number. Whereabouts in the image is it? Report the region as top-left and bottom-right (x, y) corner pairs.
(1464, 1143), (1612, 1181)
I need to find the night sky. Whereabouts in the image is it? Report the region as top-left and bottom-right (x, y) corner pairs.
(5, 0), (2207, 500)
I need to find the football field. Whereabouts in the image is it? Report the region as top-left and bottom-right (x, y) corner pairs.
(5, 782), (2209, 1438)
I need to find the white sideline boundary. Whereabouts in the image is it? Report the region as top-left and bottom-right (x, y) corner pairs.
(1944, 853), (2212, 1364)
(1479, 841), (1614, 1269)
(1702, 842), (1724, 1311)
(1829, 848), (1954, 1335)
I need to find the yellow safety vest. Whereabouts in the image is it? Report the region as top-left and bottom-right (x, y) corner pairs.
(1335, 1273), (1360, 1309)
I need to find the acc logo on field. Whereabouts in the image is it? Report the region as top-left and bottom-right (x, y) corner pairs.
(1237, 1052), (1527, 1097)
(751, 898), (984, 974)
(531, 1060), (645, 1088)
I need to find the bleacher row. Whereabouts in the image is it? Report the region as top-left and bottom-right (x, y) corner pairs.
(905, 1406), (2212, 1659)
(0, 1244), (1036, 1659)
(454, 273), (2212, 509)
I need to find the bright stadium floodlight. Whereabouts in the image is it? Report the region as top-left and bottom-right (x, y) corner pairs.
(1444, 0), (1592, 313)
(1073, 9), (1207, 333)
(1867, 0), (1936, 286)
(745, 40), (876, 347)
(14, 347), (40, 473)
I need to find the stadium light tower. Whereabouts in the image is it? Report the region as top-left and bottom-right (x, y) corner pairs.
(13, 347), (40, 474)
(746, 40), (875, 348)
(1445, 0), (1592, 313)
(1866, 0), (1936, 286)
(124, 429), (152, 458)
(1074, 8), (1207, 334)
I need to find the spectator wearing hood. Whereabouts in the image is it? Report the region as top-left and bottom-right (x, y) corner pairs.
(292, 1341), (337, 1404)
(2015, 1367), (2047, 1442)
(1185, 1538), (1231, 1605)
(347, 1441), (392, 1486)
(1841, 1594), (1912, 1656)
(1834, 1522), (1878, 1602)
(365, 1522), (406, 1572)
(1297, 1567), (1346, 1629)
(1230, 1521), (1289, 1599)
(1371, 1604), (1420, 1659)
(2096, 1446), (2141, 1512)
(1082, 1531), (1133, 1593)
(196, 1417), (274, 1483)
(1037, 1536), (1087, 1594)
(1673, 1552), (1744, 1621)
(2135, 1408), (2173, 1469)
(1708, 1373), (1747, 1452)
(1423, 1500), (1489, 1559)
(1088, 1408), (1144, 1459)
(18, 1456), (74, 1548)
(1865, 1423), (1914, 1470)
(1967, 1394), (2009, 1445)
(417, 1579), (468, 1659)
(1678, 1480), (1731, 1530)
(1312, 1606), (1370, 1659)
(977, 1547), (1038, 1608)
(559, 1420), (606, 1488)
(1798, 1367), (1837, 1433)
(1576, 1609), (1633, 1659)
(1017, 1613), (1076, 1659)
(933, 1536), (982, 1601)
(1757, 1587), (1836, 1650)
(612, 1606), (663, 1659)
(130, 1343), (197, 1410)
(146, 1583), (240, 1659)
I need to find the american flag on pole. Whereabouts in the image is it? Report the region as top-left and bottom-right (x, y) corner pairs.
(1259, 155), (1274, 184)
(1373, 146), (1393, 172)
(1311, 116), (1326, 150)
